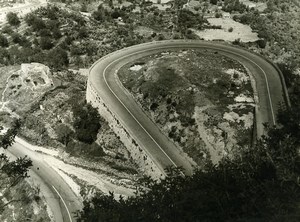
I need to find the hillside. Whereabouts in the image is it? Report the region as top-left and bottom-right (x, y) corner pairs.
(118, 49), (255, 165)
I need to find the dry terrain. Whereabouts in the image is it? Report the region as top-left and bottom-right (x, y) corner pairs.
(194, 18), (259, 42)
(0, 63), (141, 209)
(118, 49), (255, 165)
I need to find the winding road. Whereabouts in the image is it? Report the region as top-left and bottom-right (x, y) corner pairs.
(5, 40), (289, 221)
(8, 138), (82, 222)
(88, 40), (289, 176)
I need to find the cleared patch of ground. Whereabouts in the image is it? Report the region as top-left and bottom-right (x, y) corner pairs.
(194, 18), (259, 42)
(118, 49), (255, 165)
(240, 0), (267, 12)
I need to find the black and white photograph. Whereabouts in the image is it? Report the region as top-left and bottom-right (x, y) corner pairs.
(0, 0), (299, 221)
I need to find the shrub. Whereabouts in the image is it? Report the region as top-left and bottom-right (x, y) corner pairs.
(47, 47), (69, 69)
(11, 32), (22, 44)
(6, 12), (20, 26)
(215, 12), (222, 18)
(2, 26), (13, 34)
(52, 28), (62, 39)
(233, 38), (241, 45)
(31, 17), (46, 32)
(257, 39), (267, 48)
(150, 102), (159, 111)
(38, 29), (52, 37)
(158, 34), (165, 41)
(24, 13), (36, 26)
(228, 27), (233, 32)
(72, 102), (101, 144)
(40, 37), (53, 50)
(0, 35), (9, 47)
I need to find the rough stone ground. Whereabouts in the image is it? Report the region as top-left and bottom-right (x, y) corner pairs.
(118, 49), (255, 165)
(194, 18), (259, 43)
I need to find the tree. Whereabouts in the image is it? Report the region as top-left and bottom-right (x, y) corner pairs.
(11, 32), (21, 44)
(0, 120), (32, 211)
(47, 47), (69, 69)
(257, 39), (267, 48)
(31, 17), (46, 32)
(77, 104), (300, 221)
(92, 9), (106, 21)
(24, 13), (37, 26)
(11, 32), (30, 47)
(108, 0), (113, 8)
(38, 29), (52, 37)
(6, 12), (20, 26)
(81, 3), (88, 12)
(1, 25), (13, 34)
(0, 34), (9, 48)
(52, 28), (62, 39)
(77, 27), (88, 39)
(55, 124), (74, 147)
(39, 37), (53, 50)
(0, 120), (21, 149)
(72, 102), (101, 144)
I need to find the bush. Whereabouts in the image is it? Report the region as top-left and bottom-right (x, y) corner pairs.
(228, 27), (233, 32)
(77, 28), (88, 39)
(24, 13), (36, 26)
(111, 9), (121, 19)
(38, 29), (52, 37)
(257, 39), (267, 48)
(31, 17), (46, 32)
(52, 28), (62, 39)
(6, 12), (20, 26)
(55, 124), (74, 147)
(150, 102), (159, 111)
(72, 102), (101, 144)
(157, 34), (165, 41)
(40, 37), (53, 50)
(215, 12), (222, 18)
(92, 8), (110, 21)
(233, 38), (241, 45)
(0, 35), (9, 47)
(47, 47), (69, 69)
(11, 32), (22, 44)
(46, 20), (60, 31)
(66, 140), (104, 157)
(2, 26), (13, 34)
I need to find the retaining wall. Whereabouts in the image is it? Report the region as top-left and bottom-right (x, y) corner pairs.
(86, 81), (164, 179)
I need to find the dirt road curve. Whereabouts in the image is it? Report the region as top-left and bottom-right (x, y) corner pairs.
(88, 40), (288, 176)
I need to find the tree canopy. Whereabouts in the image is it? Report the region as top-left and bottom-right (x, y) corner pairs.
(6, 12), (20, 26)
(72, 101), (101, 144)
(0, 120), (33, 211)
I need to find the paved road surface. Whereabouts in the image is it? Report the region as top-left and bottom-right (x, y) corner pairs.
(88, 40), (287, 176)
(8, 140), (82, 222)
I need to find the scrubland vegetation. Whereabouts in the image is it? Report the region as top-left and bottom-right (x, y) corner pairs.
(1, 0), (300, 221)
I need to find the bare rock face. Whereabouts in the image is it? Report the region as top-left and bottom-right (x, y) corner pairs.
(20, 63), (53, 89)
(3, 63), (53, 113)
